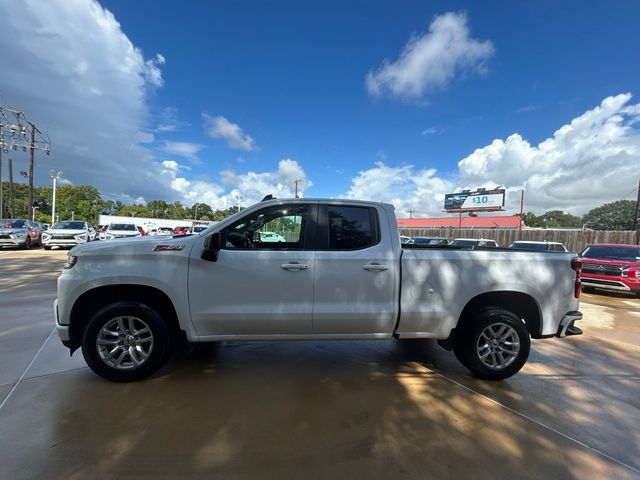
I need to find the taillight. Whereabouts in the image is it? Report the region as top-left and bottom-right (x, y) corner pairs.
(622, 267), (640, 281)
(571, 258), (583, 273)
(571, 257), (582, 298)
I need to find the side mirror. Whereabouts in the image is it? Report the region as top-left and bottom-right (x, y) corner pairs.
(201, 232), (222, 262)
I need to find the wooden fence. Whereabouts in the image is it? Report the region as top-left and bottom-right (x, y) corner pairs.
(398, 228), (638, 253)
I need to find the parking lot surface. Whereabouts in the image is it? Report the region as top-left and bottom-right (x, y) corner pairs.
(1, 249), (639, 479)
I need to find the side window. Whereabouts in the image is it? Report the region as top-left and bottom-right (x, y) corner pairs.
(328, 206), (378, 250)
(223, 205), (309, 250)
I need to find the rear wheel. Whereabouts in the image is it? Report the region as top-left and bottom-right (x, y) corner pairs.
(21, 237), (32, 250)
(453, 308), (530, 380)
(81, 302), (173, 382)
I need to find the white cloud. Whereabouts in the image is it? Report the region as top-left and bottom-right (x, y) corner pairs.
(345, 162), (454, 217)
(366, 11), (494, 102)
(202, 114), (257, 151)
(346, 94), (640, 216)
(160, 141), (206, 163)
(458, 93), (640, 214)
(421, 126), (442, 136)
(0, 0), (170, 201)
(160, 159), (311, 210)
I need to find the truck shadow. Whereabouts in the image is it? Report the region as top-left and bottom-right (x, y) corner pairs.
(6, 336), (636, 479)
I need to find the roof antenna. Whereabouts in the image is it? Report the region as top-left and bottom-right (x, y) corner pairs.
(261, 194), (275, 202)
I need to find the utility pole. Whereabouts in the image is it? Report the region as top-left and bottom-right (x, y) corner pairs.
(293, 179), (304, 199)
(408, 209), (415, 219)
(27, 123), (38, 220)
(634, 177), (640, 245)
(0, 144), (3, 218)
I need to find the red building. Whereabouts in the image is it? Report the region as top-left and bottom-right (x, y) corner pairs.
(398, 215), (523, 229)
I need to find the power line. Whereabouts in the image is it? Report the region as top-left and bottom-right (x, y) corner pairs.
(0, 106), (51, 219)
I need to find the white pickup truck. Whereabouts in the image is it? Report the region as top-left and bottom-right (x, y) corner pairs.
(55, 198), (583, 382)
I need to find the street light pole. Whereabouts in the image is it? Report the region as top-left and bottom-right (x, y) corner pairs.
(49, 170), (62, 225)
(32, 206), (39, 221)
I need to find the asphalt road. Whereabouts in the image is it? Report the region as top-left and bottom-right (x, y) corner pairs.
(1, 248), (639, 479)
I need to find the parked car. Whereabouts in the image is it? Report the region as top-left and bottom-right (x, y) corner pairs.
(509, 241), (568, 252)
(0, 219), (42, 249)
(579, 244), (640, 297)
(450, 238), (500, 248)
(43, 220), (96, 250)
(55, 197), (582, 382)
(400, 235), (413, 244)
(190, 226), (209, 234)
(137, 226), (146, 236)
(173, 226), (190, 235)
(101, 223), (141, 240)
(156, 227), (174, 236)
(256, 231), (286, 242)
(411, 236), (449, 245)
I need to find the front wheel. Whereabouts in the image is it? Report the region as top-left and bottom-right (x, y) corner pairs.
(453, 308), (530, 380)
(81, 302), (173, 382)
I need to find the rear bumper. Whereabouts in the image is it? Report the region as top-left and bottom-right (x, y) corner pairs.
(556, 311), (583, 338)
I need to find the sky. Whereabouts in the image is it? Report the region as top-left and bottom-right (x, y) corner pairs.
(0, 0), (639, 217)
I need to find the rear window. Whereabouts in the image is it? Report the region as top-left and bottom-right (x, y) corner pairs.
(328, 206), (378, 250)
(109, 224), (137, 231)
(581, 246), (640, 261)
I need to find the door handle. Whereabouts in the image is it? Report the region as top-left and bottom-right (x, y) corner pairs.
(281, 263), (309, 271)
(363, 263), (389, 272)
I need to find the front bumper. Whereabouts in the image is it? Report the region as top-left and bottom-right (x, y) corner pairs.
(556, 311), (583, 338)
(581, 275), (639, 293)
(0, 238), (27, 247)
(54, 299), (71, 343)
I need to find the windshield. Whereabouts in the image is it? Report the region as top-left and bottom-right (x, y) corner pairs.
(450, 239), (477, 246)
(52, 221), (85, 230)
(581, 245), (640, 261)
(109, 224), (137, 231)
(511, 242), (548, 251)
(2, 220), (27, 229)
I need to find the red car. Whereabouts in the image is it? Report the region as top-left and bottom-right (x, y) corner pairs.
(173, 226), (190, 235)
(580, 244), (640, 297)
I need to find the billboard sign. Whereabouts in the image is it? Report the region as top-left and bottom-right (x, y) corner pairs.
(444, 188), (505, 212)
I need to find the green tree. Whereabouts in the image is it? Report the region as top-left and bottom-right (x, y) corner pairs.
(522, 212), (543, 228)
(582, 200), (636, 230)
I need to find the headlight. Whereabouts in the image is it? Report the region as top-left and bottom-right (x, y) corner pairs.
(12, 233), (27, 239)
(105, 234), (115, 239)
(64, 254), (78, 269)
(43, 234), (51, 241)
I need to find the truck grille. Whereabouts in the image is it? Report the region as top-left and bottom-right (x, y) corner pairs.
(53, 235), (76, 240)
(0, 235), (9, 239)
(582, 264), (624, 276)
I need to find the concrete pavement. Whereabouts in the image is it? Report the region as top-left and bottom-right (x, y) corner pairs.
(1, 249), (639, 479)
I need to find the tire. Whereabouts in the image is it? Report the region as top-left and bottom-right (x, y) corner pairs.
(581, 286), (595, 294)
(43, 245), (52, 250)
(453, 307), (530, 380)
(81, 301), (173, 382)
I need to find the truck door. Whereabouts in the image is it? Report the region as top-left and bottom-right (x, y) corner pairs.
(188, 203), (318, 336)
(313, 204), (398, 335)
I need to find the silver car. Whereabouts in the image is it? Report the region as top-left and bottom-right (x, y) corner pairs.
(0, 219), (43, 249)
